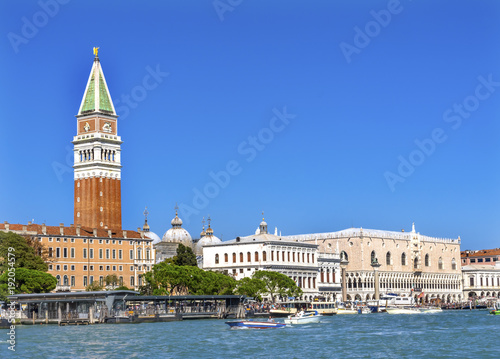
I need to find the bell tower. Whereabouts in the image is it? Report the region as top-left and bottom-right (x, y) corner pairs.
(73, 48), (122, 229)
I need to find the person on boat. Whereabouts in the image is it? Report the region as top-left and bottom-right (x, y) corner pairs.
(298, 310), (305, 317)
(268, 316), (274, 322)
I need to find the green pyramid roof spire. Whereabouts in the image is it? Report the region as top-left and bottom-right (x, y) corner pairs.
(78, 49), (116, 116)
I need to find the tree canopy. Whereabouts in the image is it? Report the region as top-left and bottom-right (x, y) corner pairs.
(0, 267), (57, 299)
(172, 244), (197, 266)
(253, 270), (302, 302)
(141, 262), (236, 296)
(235, 277), (266, 301)
(0, 231), (48, 273)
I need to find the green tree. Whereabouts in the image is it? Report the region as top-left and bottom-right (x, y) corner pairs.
(85, 281), (104, 291)
(173, 244), (197, 266)
(104, 274), (119, 288)
(253, 270), (302, 302)
(235, 277), (266, 301)
(0, 267), (57, 299)
(0, 232), (48, 273)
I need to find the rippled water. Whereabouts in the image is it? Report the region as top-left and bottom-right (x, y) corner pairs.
(1, 310), (497, 358)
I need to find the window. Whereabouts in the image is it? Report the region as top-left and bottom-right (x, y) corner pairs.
(63, 265), (68, 271)
(105, 249), (110, 259)
(232, 253), (236, 263)
(83, 239), (87, 243)
(341, 251), (348, 261)
(130, 250), (134, 260)
(71, 248), (75, 258)
(471, 258), (476, 263)
(90, 265), (94, 271)
(485, 258), (491, 262)
(90, 276), (94, 284)
(425, 254), (430, 267)
(83, 265), (88, 271)
(119, 265), (123, 271)
(99, 276), (104, 285)
(83, 276), (88, 287)
(48, 247), (53, 257)
(89, 239), (93, 244)
(137, 248), (141, 260)
(112, 240), (116, 244)
(225, 253), (228, 263)
(240, 252), (243, 262)
(247, 252), (251, 262)
(239, 268), (243, 273)
(56, 238), (60, 242)
(119, 277), (123, 286)
(83, 248), (87, 259)
(386, 252), (391, 265)
(255, 252), (259, 261)
(56, 275), (61, 285)
(49, 237), (53, 242)
(119, 250), (122, 259)
(63, 248), (68, 258)
(89, 248), (94, 259)
(99, 265), (103, 271)
(56, 265), (60, 270)
(288, 252), (290, 262)
(99, 240), (103, 244)
(119, 240), (122, 245)
(71, 238), (75, 243)
(371, 251), (376, 264)
(63, 275), (68, 286)
(438, 257), (443, 270)
(451, 258), (457, 270)
(263, 251), (267, 261)
(71, 276), (75, 287)
(130, 266), (134, 271)
(307, 253), (309, 263)
(112, 266), (116, 271)
(293, 252), (295, 262)
(71, 265), (75, 271)
(112, 249), (116, 259)
(414, 257), (418, 269)
(271, 251), (274, 261)
(64, 238), (67, 242)
(106, 265), (110, 271)
(215, 254), (219, 264)
(277, 251), (280, 261)
(56, 248), (61, 258)
(311, 254), (314, 263)
(49, 265), (53, 270)
(478, 258), (483, 263)
(401, 253), (407, 266)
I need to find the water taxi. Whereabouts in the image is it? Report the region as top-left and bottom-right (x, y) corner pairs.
(225, 320), (286, 329)
(284, 310), (322, 325)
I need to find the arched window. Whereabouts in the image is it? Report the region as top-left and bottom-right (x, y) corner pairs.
(263, 251), (267, 261)
(232, 253), (236, 263)
(56, 275), (61, 285)
(130, 276), (135, 287)
(451, 258), (456, 270)
(71, 276), (75, 287)
(240, 252), (243, 262)
(438, 257), (443, 270)
(371, 251), (376, 264)
(425, 254), (430, 267)
(401, 252), (406, 266)
(255, 251), (259, 262)
(247, 252), (251, 262)
(137, 248), (142, 260)
(341, 251), (348, 261)
(224, 253), (228, 263)
(386, 252), (391, 265)
(414, 257), (418, 269)
(215, 254), (219, 264)
(63, 275), (68, 286)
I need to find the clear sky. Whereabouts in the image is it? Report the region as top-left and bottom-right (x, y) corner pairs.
(1, 0), (499, 250)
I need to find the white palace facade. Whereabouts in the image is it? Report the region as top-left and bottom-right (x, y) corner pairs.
(202, 219), (341, 301)
(284, 224), (463, 303)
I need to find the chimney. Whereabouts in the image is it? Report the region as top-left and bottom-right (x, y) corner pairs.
(59, 223), (64, 236)
(108, 229), (112, 238)
(93, 228), (98, 237)
(76, 225), (81, 236)
(4, 221), (9, 231)
(42, 223), (47, 235)
(122, 230), (127, 239)
(28, 220), (32, 225)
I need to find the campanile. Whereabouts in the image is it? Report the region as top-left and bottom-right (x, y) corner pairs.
(73, 48), (122, 229)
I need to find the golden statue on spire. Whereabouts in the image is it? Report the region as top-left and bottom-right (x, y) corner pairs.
(93, 47), (99, 57)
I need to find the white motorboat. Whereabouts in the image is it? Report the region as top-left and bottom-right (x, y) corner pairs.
(284, 310), (322, 324)
(357, 306), (371, 314)
(336, 303), (357, 315)
(386, 307), (421, 314)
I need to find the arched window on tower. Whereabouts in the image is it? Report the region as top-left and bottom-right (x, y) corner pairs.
(451, 258), (456, 270)
(425, 254), (430, 267)
(414, 257), (419, 269)
(371, 251), (376, 264)
(341, 251), (348, 261)
(386, 252), (392, 265)
(401, 252), (407, 266)
(438, 257), (443, 270)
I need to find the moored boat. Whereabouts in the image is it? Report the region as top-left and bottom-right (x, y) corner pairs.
(386, 307), (421, 315)
(284, 310), (322, 325)
(225, 320), (286, 329)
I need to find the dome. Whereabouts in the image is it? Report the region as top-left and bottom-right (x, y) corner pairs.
(162, 209), (192, 246)
(195, 233), (221, 255)
(145, 231), (161, 245)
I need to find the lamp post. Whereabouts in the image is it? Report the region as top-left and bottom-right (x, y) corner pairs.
(371, 257), (381, 301)
(340, 258), (349, 303)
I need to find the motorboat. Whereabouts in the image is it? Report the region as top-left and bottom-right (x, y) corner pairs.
(225, 320), (286, 329)
(489, 301), (500, 315)
(284, 311), (322, 324)
(357, 306), (371, 314)
(336, 303), (357, 315)
(386, 307), (421, 315)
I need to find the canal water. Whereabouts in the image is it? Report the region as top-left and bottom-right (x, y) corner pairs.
(1, 310), (497, 358)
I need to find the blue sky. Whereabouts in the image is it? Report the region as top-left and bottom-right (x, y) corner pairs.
(1, 0), (499, 250)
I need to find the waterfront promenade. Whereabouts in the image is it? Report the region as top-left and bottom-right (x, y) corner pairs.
(1, 310), (496, 358)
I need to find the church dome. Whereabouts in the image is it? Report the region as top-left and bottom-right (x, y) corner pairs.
(145, 231), (161, 245)
(194, 217), (221, 255)
(162, 209), (192, 246)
